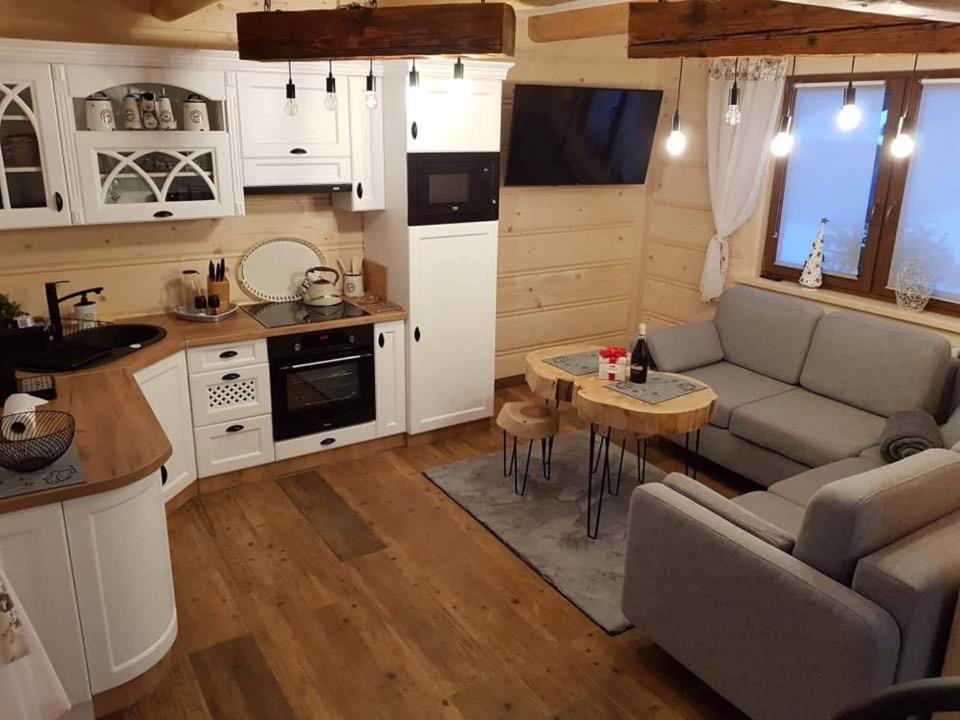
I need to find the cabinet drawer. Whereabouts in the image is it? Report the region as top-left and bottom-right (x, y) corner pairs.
(189, 362), (271, 426)
(194, 413), (275, 478)
(242, 157), (351, 188)
(187, 338), (268, 373)
(274, 421), (376, 462)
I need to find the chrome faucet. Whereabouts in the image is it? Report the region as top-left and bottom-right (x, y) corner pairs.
(44, 281), (103, 341)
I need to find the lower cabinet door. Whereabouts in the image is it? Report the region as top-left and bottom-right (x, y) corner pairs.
(194, 413), (275, 478)
(62, 472), (177, 694)
(0, 504), (92, 714)
(374, 320), (406, 437)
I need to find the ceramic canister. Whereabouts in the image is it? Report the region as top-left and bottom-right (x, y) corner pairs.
(157, 95), (177, 130)
(140, 91), (159, 130)
(122, 94), (142, 130)
(182, 95), (209, 131)
(84, 92), (115, 131)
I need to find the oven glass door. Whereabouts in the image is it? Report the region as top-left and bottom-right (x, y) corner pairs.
(408, 152), (499, 225)
(272, 351), (375, 440)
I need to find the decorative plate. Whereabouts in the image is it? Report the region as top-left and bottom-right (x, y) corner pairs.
(237, 237), (327, 303)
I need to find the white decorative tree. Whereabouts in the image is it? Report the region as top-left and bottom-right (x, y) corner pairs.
(799, 218), (828, 290)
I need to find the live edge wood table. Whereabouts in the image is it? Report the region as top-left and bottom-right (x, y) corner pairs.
(525, 345), (717, 538)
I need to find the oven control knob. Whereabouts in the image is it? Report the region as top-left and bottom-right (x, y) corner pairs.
(293, 341), (302, 352)
(348, 333), (355, 344)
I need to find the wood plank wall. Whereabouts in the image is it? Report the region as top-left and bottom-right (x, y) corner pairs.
(495, 20), (660, 377)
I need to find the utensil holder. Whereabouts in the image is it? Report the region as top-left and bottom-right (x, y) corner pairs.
(207, 279), (230, 306)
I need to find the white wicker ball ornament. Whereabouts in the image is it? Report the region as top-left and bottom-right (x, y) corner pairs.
(894, 261), (933, 313)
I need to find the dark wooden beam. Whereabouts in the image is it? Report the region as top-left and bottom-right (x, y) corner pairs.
(627, 0), (960, 57)
(237, 3), (516, 61)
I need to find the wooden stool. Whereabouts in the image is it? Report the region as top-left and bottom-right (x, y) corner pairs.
(496, 401), (560, 495)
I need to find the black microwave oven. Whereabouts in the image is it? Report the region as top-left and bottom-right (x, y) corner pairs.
(407, 152), (500, 226)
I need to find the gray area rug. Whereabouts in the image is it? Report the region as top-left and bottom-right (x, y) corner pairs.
(423, 431), (666, 634)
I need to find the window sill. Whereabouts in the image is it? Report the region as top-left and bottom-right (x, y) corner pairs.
(738, 276), (960, 338)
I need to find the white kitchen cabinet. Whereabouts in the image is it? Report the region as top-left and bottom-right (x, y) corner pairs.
(189, 362), (271, 427)
(407, 221), (497, 433)
(73, 130), (236, 224)
(237, 68), (351, 188)
(0, 61), (72, 230)
(407, 75), (503, 153)
(374, 320), (406, 437)
(333, 75), (384, 212)
(62, 472), (177, 694)
(134, 351), (197, 504)
(194, 413), (275, 476)
(0, 504), (92, 718)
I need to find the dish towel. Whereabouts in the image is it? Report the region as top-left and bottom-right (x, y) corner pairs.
(0, 570), (70, 720)
(880, 410), (943, 462)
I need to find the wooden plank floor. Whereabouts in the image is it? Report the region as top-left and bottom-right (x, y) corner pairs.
(107, 386), (752, 720)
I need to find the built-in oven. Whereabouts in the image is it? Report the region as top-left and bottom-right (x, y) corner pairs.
(407, 152), (500, 226)
(268, 326), (375, 441)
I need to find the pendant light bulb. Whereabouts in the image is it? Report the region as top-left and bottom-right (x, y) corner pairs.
(666, 112), (687, 156)
(324, 61), (338, 112)
(724, 60), (742, 126)
(285, 62), (298, 117)
(364, 61), (379, 111)
(837, 83), (861, 131)
(890, 115), (915, 158)
(770, 114), (794, 157)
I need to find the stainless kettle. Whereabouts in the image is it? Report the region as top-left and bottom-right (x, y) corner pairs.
(300, 266), (342, 307)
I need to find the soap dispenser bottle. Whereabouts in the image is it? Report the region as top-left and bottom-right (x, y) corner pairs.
(73, 291), (98, 330)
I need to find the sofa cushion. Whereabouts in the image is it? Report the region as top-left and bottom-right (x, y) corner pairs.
(942, 405), (960, 449)
(859, 445), (887, 465)
(794, 449), (960, 584)
(732, 491), (805, 538)
(647, 321), (724, 373)
(769, 456), (884, 507)
(800, 311), (952, 418)
(683, 361), (794, 429)
(853, 509), (960, 682)
(729, 388), (886, 468)
(714, 286), (824, 384)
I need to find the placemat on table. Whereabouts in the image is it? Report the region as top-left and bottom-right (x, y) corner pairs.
(605, 373), (706, 405)
(0, 443), (84, 500)
(543, 351), (600, 376)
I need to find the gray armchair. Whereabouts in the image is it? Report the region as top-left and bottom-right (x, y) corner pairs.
(622, 450), (960, 720)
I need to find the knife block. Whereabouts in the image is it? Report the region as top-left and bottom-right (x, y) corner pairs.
(207, 279), (230, 306)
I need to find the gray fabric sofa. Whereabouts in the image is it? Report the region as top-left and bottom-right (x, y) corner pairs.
(648, 286), (957, 487)
(623, 286), (960, 719)
(622, 449), (960, 720)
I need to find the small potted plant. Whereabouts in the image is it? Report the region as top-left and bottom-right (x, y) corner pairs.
(0, 294), (24, 330)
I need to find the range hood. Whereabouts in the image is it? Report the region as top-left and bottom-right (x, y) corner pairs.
(243, 183), (353, 196)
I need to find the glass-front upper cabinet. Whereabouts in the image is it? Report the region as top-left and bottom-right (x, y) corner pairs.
(67, 67), (238, 224)
(0, 62), (71, 230)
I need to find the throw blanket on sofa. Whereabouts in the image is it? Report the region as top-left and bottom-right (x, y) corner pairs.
(881, 410), (943, 462)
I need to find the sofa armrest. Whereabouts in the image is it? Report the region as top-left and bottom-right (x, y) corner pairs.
(660, 473), (795, 552)
(942, 404), (960, 449)
(647, 321), (724, 373)
(622, 483), (900, 720)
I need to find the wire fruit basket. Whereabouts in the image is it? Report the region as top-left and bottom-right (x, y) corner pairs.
(0, 410), (76, 473)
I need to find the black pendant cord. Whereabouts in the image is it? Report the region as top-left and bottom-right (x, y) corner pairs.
(286, 61), (296, 100)
(674, 57), (684, 116)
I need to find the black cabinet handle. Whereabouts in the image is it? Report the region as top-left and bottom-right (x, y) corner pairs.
(414, 327), (421, 343)
(411, 121), (418, 140)
(226, 424), (244, 433)
(357, 182), (363, 200)
(54, 192), (63, 212)
(160, 465), (168, 485)
(290, 147), (307, 154)
(219, 350), (238, 359)
(321, 437), (336, 446)
(378, 332), (385, 349)
(222, 372), (240, 381)
(153, 210), (173, 218)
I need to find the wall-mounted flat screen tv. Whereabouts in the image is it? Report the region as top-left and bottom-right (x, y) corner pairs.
(504, 84), (663, 187)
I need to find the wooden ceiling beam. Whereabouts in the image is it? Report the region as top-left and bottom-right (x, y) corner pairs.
(150, 0), (218, 22)
(237, 3), (516, 61)
(627, 0), (960, 57)
(528, 4), (627, 42)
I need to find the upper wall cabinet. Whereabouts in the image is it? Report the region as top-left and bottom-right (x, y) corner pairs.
(333, 74), (384, 212)
(237, 69), (352, 188)
(0, 62), (71, 230)
(407, 75), (503, 154)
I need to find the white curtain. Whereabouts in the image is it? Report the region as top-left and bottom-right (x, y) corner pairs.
(700, 58), (787, 303)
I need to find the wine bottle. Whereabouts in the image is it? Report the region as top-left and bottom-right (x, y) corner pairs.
(630, 323), (648, 384)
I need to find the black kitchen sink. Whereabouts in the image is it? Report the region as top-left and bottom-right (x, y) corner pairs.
(13, 323), (167, 373)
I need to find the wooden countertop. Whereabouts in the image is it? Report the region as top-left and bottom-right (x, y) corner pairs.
(3, 303), (407, 514)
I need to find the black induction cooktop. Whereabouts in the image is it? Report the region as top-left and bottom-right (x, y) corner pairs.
(244, 300), (369, 329)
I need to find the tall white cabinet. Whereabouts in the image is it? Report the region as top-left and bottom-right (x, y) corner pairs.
(364, 59), (512, 435)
